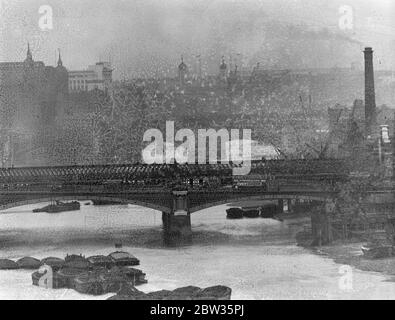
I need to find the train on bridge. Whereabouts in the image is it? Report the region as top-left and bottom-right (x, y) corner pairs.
(0, 159), (348, 192)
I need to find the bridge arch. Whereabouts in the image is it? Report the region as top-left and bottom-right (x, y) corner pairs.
(0, 196), (171, 214)
(189, 194), (329, 214)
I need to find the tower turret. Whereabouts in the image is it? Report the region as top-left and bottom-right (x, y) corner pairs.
(57, 49), (63, 67)
(219, 56), (227, 81)
(24, 42), (34, 66)
(178, 56), (188, 87)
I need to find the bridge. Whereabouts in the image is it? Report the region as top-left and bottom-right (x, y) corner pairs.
(0, 159), (352, 244)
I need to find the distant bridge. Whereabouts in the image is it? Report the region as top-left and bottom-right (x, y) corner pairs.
(0, 159), (347, 211)
(0, 159), (352, 244)
(0, 159), (348, 185)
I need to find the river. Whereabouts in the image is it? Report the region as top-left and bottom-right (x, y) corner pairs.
(0, 202), (395, 300)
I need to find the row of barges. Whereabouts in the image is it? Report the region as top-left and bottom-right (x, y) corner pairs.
(108, 284), (232, 300)
(226, 204), (279, 219)
(0, 251), (140, 271)
(33, 201), (80, 213)
(0, 251), (146, 296)
(0, 251), (232, 299)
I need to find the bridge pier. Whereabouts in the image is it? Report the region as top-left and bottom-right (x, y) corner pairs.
(277, 199), (284, 213)
(162, 212), (192, 246)
(287, 199), (292, 213)
(162, 191), (192, 246)
(311, 201), (334, 246)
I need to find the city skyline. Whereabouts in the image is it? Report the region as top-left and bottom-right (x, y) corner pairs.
(1, 0), (395, 79)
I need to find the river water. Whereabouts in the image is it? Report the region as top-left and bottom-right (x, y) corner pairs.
(0, 202), (395, 300)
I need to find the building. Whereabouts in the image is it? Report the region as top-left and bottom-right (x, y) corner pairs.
(68, 62), (113, 92)
(178, 57), (188, 88)
(0, 45), (68, 130)
(0, 45), (68, 129)
(219, 57), (227, 82)
(0, 45), (69, 166)
(327, 47), (394, 174)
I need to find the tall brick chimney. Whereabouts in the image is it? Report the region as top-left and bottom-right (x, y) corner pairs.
(364, 47), (376, 134)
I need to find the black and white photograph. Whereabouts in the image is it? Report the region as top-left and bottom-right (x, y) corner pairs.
(0, 0), (394, 304)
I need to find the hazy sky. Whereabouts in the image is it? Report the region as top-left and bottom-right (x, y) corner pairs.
(1, 0), (394, 78)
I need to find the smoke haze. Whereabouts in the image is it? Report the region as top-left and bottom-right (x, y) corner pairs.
(1, 0), (394, 78)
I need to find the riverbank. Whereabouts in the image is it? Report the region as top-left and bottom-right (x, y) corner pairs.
(313, 240), (395, 279)
(295, 215), (395, 278)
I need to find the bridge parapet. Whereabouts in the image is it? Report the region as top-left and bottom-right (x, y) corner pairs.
(0, 159), (349, 186)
